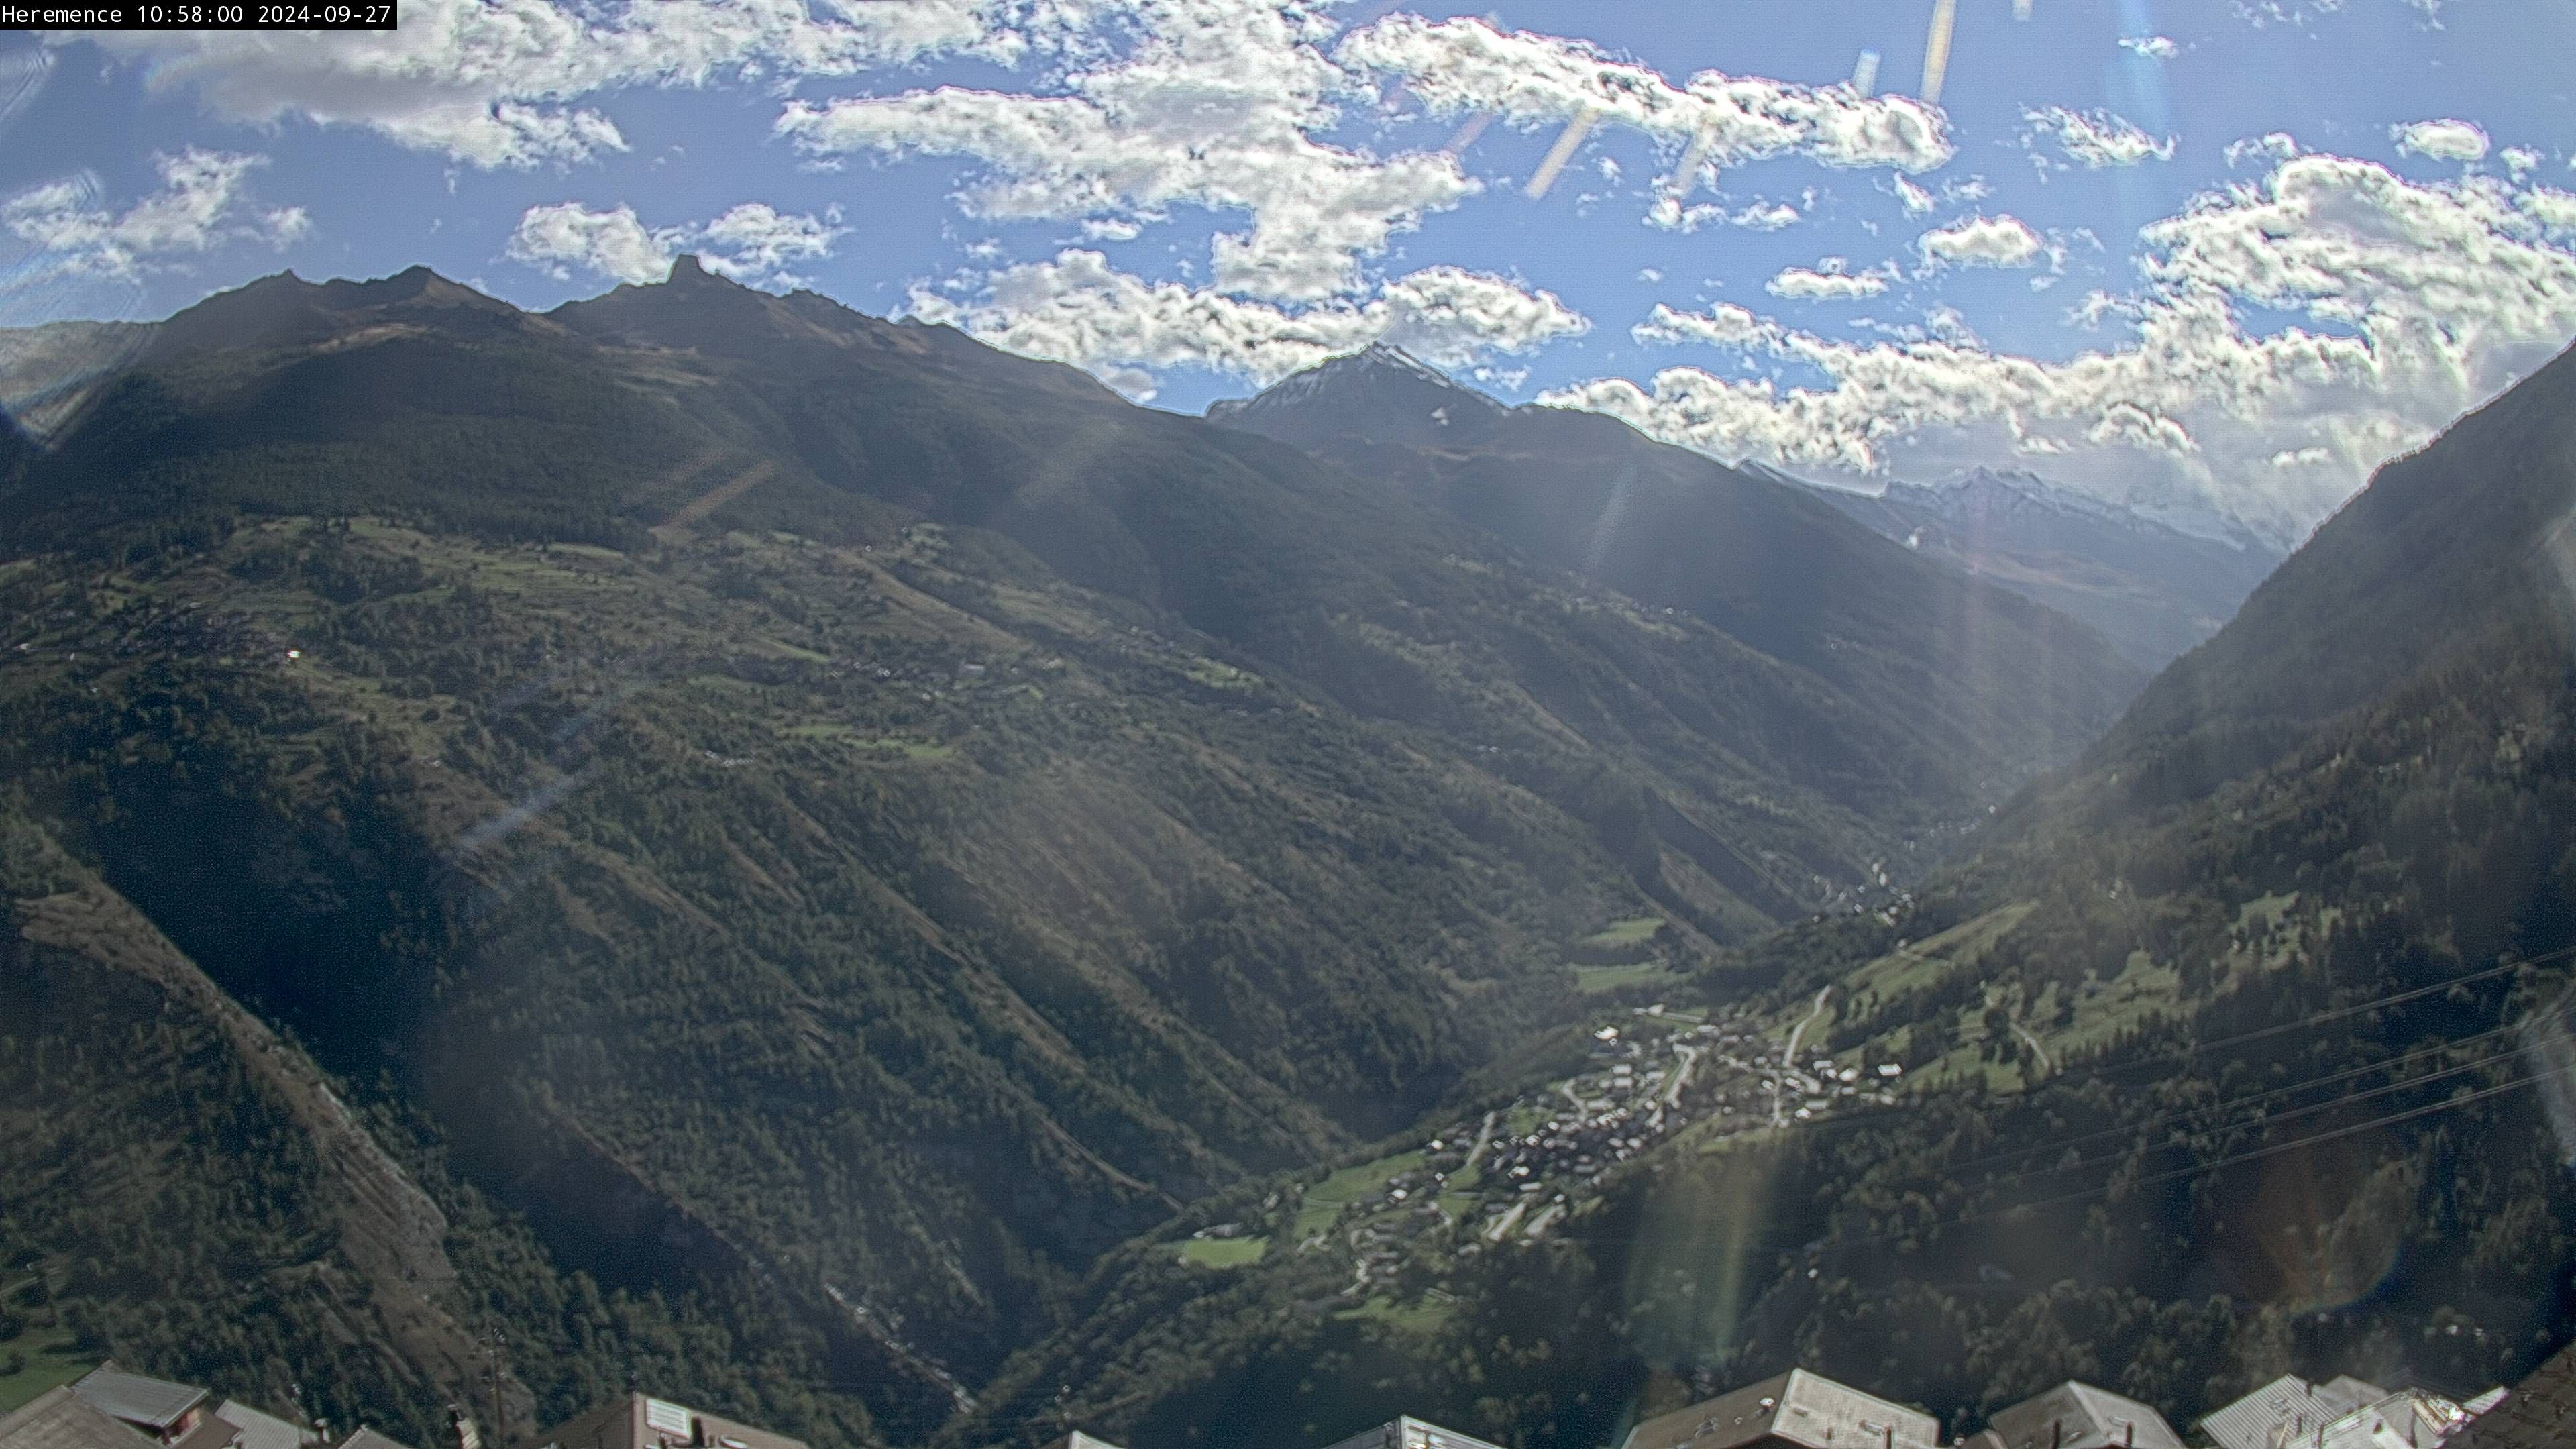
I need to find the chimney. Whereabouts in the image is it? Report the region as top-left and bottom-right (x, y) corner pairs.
(2051, 1421), (2061, 1449)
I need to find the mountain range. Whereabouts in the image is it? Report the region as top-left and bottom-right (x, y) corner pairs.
(1766, 464), (2285, 672)
(959, 341), (2576, 1446)
(7, 262), (2572, 1449)
(0, 263), (2138, 1447)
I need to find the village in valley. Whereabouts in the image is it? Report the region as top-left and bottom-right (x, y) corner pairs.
(1179, 912), (1909, 1307)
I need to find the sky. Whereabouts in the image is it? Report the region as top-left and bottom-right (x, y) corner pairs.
(4, 0), (2576, 545)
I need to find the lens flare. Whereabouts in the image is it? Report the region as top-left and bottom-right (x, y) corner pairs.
(1920, 0), (1959, 105)
(1527, 109), (1598, 201)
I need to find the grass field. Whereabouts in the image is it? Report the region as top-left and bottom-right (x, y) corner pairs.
(1293, 1150), (1426, 1240)
(1335, 1295), (1454, 1334)
(0, 1325), (91, 1414)
(1177, 1235), (1269, 1268)
(1580, 916), (1665, 949)
(1573, 961), (1683, 994)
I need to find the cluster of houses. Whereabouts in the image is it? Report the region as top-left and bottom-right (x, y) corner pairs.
(0, 1373), (794, 1449)
(1055, 1352), (2563, 1449)
(9, 1350), (2569, 1449)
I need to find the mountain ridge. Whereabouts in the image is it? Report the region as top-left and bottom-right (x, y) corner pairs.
(1207, 343), (2148, 784)
(1748, 460), (2284, 670)
(0, 260), (2142, 1445)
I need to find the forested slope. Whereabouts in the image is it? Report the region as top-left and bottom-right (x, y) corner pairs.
(0, 262), (2135, 1444)
(956, 347), (2576, 1447)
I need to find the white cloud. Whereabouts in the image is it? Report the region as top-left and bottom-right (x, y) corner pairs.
(1336, 14), (1954, 180)
(507, 199), (845, 287)
(1633, 301), (1768, 349)
(3, 149), (306, 278)
(777, 5), (1475, 302)
(2118, 34), (2180, 59)
(1917, 213), (2045, 269)
(1556, 150), (2576, 545)
(67, 0), (1002, 168)
(2226, 132), (2302, 168)
(2269, 446), (2332, 466)
(777, 7), (1948, 305)
(908, 248), (1587, 396)
(507, 201), (673, 284)
(696, 203), (845, 286)
(2392, 117), (2490, 162)
(2521, 188), (2576, 234)
(2503, 146), (2544, 182)
(2023, 106), (2176, 168)
(1766, 262), (1893, 301)
(1731, 201), (1803, 231)
(1894, 175), (1937, 214)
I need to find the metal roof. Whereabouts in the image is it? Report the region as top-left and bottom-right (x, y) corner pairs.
(525, 1393), (808, 1449)
(2199, 1375), (2387, 1449)
(2309, 1389), (2472, 1449)
(1622, 1369), (1940, 1449)
(1316, 1417), (1507, 1449)
(334, 1428), (413, 1449)
(71, 1370), (209, 1433)
(0, 1389), (163, 1449)
(210, 1404), (304, 1449)
(1978, 1381), (2186, 1449)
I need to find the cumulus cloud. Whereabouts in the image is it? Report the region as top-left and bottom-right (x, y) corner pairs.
(1766, 261), (1894, 301)
(2023, 106), (2176, 168)
(777, 6), (1948, 304)
(908, 248), (1586, 396)
(777, 5), (1474, 301)
(3, 149), (307, 278)
(1917, 213), (2045, 269)
(507, 199), (844, 286)
(508, 201), (670, 284)
(1337, 14), (1953, 180)
(2118, 34), (2180, 59)
(1556, 150), (2576, 544)
(2226, 132), (2302, 168)
(2393, 117), (2490, 162)
(65, 0), (1002, 168)
(697, 203), (844, 285)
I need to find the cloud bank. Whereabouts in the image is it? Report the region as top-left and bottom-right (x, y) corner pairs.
(508, 199), (845, 287)
(5, 150), (307, 278)
(1552, 151), (2576, 545)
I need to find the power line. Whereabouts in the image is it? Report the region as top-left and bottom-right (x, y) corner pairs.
(1938, 1018), (2532, 1180)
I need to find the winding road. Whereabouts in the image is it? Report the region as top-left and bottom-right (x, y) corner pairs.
(1776, 987), (1833, 1126)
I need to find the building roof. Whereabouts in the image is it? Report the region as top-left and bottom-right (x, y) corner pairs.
(1621, 1369), (1941, 1449)
(211, 1404), (305, 1449)
(1976, 1381), (2186, 1449)
(1038, 1436), (1124, 1449)
(2199, 1375), (2389, 1449)
(335, 1429), (412, 1449)
(521, 1395), (806, 1449)
(1316, 1419), (1506, 1449)
(2447, 1342), (2576, 1449)
(166, 1417), (236, 1449)
(70, 1371), (209, 1435)
(2306, 1388), (2475, 1449)
(0, 1389), (165, 1449)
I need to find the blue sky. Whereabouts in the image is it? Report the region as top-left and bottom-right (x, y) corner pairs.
(5, 0), (2575, 543)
